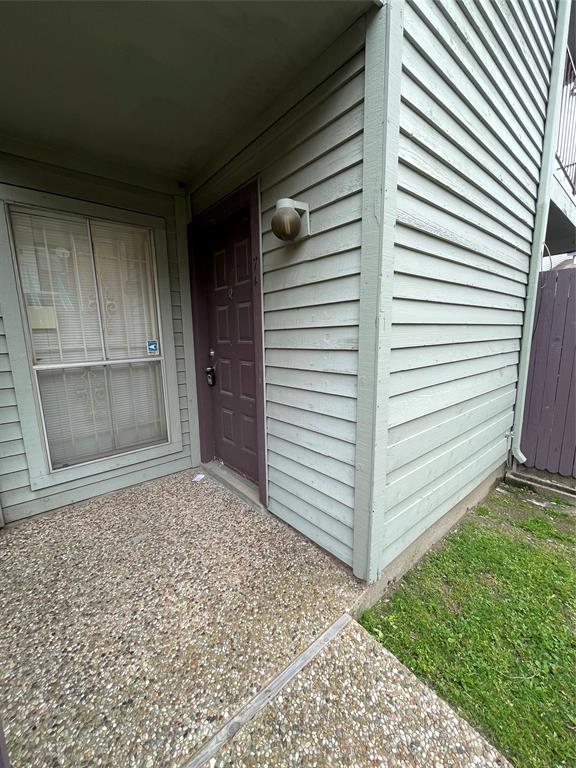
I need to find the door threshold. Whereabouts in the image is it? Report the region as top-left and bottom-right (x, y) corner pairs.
(202, 461), (266, 514)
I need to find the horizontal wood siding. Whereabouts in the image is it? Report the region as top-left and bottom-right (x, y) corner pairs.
(260, 50), (365, 566)
(166, 217), (194, 457)
(376, 0), (554, 571)
(193, 39), (366, 565)
(0, 194), (194, 522)
(0, 315), (25, 513)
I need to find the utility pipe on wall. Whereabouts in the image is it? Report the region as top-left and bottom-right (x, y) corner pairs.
(512, 0), (572, 463)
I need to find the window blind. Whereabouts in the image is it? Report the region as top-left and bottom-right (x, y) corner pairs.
(91, 221), (160, 360)
(11, 207), (168, 470)
(11, 211), (103, 364)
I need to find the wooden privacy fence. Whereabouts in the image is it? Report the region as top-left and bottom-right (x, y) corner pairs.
(521, 267), (576, 477)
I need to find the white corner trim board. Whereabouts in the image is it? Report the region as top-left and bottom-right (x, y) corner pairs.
(353, 0), (404, 582)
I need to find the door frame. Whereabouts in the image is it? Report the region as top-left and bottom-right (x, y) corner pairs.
(189, 179), (267, 504)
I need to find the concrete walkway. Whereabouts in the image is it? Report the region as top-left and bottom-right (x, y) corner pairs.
(215, 619), (509, 768)
(0, 471), (509, 767)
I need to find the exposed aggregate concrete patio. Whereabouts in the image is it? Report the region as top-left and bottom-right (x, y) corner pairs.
(0, 471), (362, 767)
(0, 470), (509, 767)
(216, 620), (510, 768)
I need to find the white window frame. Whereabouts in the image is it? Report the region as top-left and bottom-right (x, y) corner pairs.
(0, 185), (183, 491)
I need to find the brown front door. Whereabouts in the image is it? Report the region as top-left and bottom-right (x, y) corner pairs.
(206, 209), (258, 481)
(191, 183), (265, 497)
(191, 186), (265, 490)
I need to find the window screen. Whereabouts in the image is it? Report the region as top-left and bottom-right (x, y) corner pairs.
(10, 207), (168, 469)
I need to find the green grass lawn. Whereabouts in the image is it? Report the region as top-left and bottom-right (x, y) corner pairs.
(361, 483), (576, 768)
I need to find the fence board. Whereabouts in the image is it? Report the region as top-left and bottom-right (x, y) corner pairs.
(521, 268), (576, 477)
(523, 271), (554, 466)
(534, 272), (571, 468)
(558, 354), (576, 476)
(549, 270), (576, 473)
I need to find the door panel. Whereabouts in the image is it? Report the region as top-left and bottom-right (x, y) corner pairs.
(206, 209), (259, 482)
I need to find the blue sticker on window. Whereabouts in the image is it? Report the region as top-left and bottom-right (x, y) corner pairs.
(147, 339), (159, 355)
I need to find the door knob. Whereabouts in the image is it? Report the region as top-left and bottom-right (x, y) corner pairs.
(205, 366), (216, 387)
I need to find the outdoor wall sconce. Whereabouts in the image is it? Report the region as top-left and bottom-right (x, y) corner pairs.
(271, 198), (310, 242)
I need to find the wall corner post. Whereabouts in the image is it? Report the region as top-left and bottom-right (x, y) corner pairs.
(353, 0), (404, 582)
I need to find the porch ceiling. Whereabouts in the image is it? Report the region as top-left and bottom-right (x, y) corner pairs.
(547, 175), (576, 255)
(0, 1), (371, 188)
(546, 199), (576, 256)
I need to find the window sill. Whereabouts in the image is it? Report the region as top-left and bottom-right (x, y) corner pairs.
(29, 438), (183, 491)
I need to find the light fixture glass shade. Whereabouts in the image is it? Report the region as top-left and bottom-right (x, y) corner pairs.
(271, 206), (302, 241)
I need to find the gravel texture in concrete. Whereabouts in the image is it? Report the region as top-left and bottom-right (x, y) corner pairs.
(216, 620), (511, 768)
(0, 471), (363, 768)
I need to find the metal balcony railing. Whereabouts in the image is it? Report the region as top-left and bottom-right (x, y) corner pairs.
(556, 48), (576, 195)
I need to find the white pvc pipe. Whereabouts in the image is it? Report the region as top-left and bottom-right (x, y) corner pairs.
(512, 2), (572, 464)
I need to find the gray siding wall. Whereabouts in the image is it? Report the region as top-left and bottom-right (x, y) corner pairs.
(375, 0), (556, 572)
(262, 52), (364, 566)
(193, 35), (365, 566)
(0, 315), (22, 486)
(0, 165), (197, 522)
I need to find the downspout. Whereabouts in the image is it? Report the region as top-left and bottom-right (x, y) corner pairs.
(511, 1), (572, 463)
